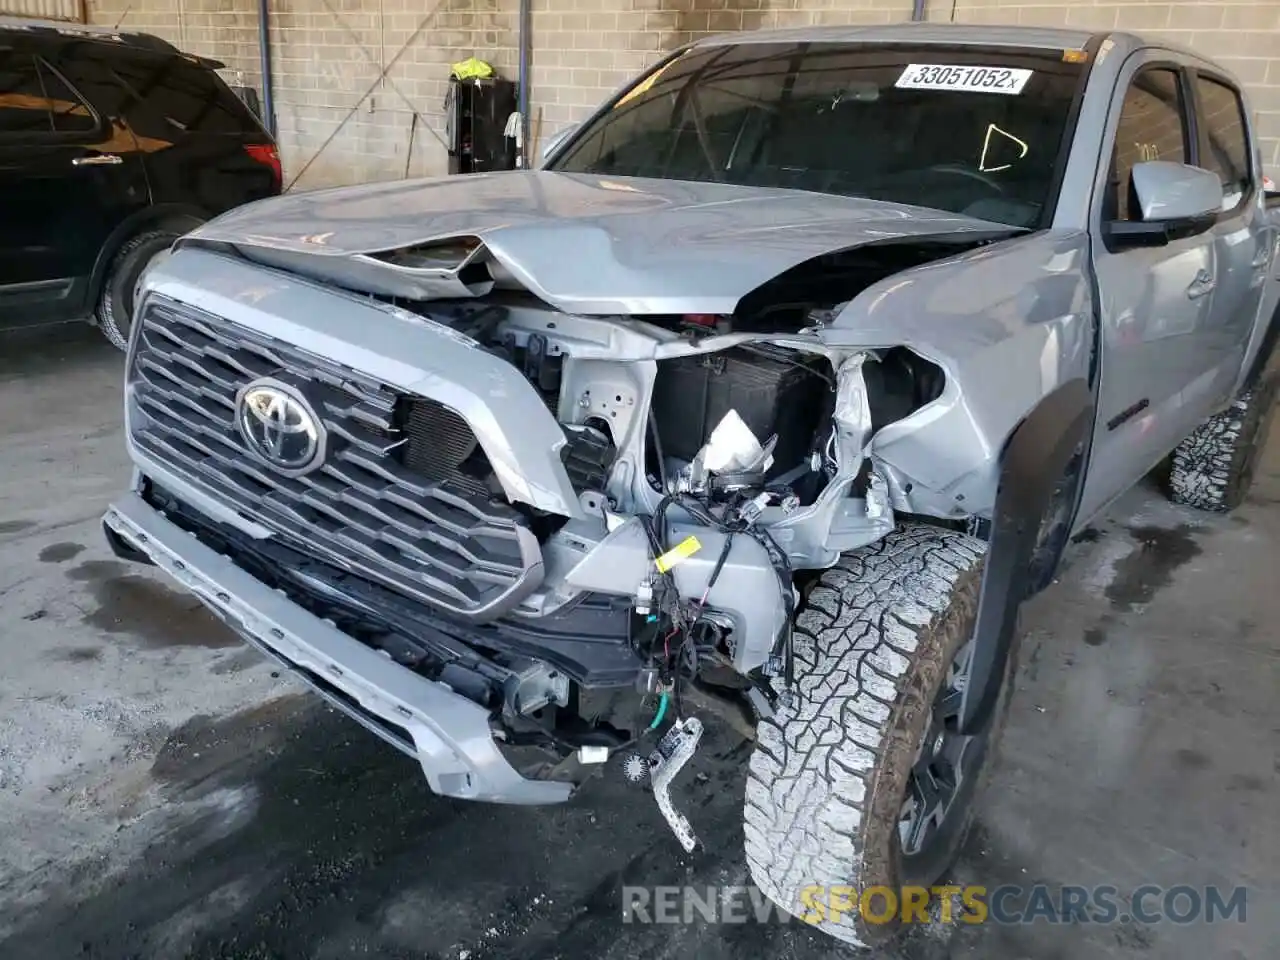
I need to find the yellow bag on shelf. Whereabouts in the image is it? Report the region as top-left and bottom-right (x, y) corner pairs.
(450, 57), (494, 81)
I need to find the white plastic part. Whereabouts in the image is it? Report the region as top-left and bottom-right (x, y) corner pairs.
(581, 742), (609, 768)
(702, 410), (770, 474)
(578, 745), (610, 764)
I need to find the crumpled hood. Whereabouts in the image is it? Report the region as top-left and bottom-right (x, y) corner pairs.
(186, 171), (1010, 314)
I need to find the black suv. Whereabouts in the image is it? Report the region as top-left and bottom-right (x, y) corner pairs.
(0, 17), (281, 348)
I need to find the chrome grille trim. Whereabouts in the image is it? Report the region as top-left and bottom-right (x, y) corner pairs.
(127, 296), (542, 619)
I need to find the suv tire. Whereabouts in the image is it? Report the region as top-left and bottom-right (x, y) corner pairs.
(1166, 375), (1280, 513)
(96, 231), (177, 351)
(744, 524), (1014, 947)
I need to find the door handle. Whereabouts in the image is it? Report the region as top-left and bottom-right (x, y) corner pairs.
(1187, 270), (1216, 300)
(72, 154), (123, 166)
(1251, 250), (1273, 269)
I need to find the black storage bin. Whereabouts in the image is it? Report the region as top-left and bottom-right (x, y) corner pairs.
(446, 76), (517, 174)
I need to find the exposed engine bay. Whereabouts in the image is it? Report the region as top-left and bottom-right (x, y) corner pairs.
(127, 268), (951, 812)
(123, 195), (1021, 837)
(348, 260), (953, 741)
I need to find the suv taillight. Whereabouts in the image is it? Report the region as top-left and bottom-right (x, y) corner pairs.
(244, 143), (282, 189)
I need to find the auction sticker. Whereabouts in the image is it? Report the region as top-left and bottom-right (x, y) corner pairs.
(896, 64), (1033, 95)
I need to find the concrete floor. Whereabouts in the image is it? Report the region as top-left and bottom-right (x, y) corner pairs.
(0, 325), (1275, 960)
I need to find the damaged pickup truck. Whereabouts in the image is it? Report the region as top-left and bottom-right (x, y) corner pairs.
(104, 24), (1280, 947)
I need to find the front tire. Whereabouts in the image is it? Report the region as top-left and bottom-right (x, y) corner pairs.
(744, 525), (1012, 947)
(95, 230), (177, 351)
(1166, 374), (1280, 512)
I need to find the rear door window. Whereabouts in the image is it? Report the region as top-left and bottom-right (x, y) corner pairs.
(105, 52), (262, 139)
(42, 58), (98, 134)
(1193, 74), (1251, 210)
(0, 49), (97, 138)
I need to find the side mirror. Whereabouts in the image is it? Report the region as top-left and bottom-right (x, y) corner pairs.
(1108, 161), (1223, 247)
(539, 124), (577, 166)
(1132, 161), (1224, 222)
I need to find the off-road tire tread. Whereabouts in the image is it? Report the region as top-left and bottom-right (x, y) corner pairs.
(743, 524), (986, 946)
(1167, 377), (1279, 513)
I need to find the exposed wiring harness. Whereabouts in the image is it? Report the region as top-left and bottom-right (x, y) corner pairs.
(647, 411), (670, 495)
(637, 489), (797, 723)
(648, 691), (669, 730)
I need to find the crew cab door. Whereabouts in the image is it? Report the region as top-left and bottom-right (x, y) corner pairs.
(1078, 61), (1220, 522)
(0, 41), (149, 327)
(1189, 71), (1275, 391)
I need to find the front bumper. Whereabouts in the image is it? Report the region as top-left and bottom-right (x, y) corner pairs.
(103, 493), (572, 805)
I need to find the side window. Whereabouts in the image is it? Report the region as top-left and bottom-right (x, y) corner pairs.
(40, 59), (97, 134)
(0, 50), (96, 138)
(108, 53), (258, 138)
(0, 51), (53, 136)
(1194, 75), (1250, 210)
(1107, 68), (1189, 222)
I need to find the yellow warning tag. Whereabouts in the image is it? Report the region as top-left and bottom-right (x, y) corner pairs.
(1062, 49), (1089, 63)
(655, 536), (702, 573)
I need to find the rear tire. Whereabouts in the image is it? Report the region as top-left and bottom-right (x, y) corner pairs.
(743, 524), (1014, 947)
(95, 231), (177, 351)
(1166, 375), (1280, 512)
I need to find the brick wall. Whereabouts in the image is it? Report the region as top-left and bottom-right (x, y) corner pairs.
(85, 0), (1280, 187)
(87, 0), (520, 187)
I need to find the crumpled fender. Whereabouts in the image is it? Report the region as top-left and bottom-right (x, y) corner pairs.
(823, 229), (1096, 516)
(958, 377), (1093, 735)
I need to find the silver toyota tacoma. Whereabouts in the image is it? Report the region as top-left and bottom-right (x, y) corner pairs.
(104, 24), (1280, 947)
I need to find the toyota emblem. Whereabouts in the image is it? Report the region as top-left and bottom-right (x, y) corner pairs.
(235, 379), (326, 476)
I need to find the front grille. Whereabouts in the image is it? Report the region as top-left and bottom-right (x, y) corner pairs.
(400, 397), (485, 493)
(127, 296), (542, 620)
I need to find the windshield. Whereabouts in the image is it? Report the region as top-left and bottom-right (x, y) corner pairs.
(549, 42), (1088, 228)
